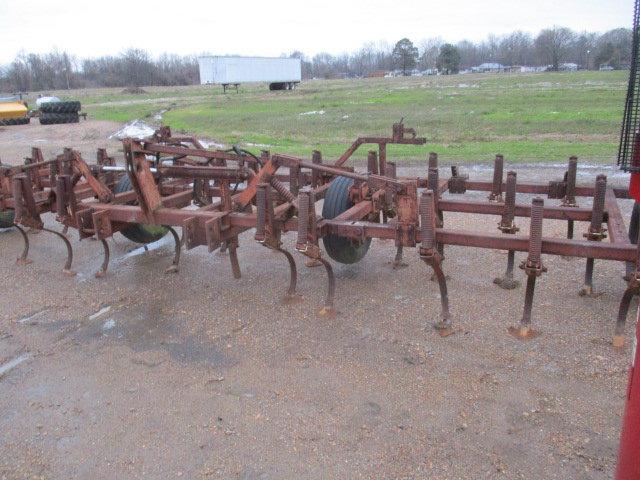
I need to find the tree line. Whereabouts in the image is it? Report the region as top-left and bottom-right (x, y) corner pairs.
(0, 25), (632, 92)
(301, 26), (632, 78)
(0, 49), (199, 92)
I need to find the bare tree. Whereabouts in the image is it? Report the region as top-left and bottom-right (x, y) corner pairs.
(311, 52), (335, 79)
(288, 51), (312, 79)
(456, 40), (480, 69)
(594, 28), (632, 69)
(535, 26), (576, 70)
(479, 34), (501, 63)
(498, 31), (533, 66)
(572, 32), (598, 69)
(418, 37), (442, 70)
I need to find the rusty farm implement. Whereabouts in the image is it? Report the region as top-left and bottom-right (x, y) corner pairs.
(1, 123), (638, 346)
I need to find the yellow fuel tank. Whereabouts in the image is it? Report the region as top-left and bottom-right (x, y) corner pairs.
(0, 102), (28, 119)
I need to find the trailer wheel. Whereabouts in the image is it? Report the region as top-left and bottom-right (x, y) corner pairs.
(114, 176), (169, 244)
(0, 210), (15, 228)
(40, 101), (81, 114)
(322, 176), (371, 264)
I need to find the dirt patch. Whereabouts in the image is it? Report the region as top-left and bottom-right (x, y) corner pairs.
(0, 119), (124, 164)
(0, 126), (635, 478)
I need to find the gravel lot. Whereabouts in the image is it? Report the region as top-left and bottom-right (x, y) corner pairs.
(0, 121), (636, 479)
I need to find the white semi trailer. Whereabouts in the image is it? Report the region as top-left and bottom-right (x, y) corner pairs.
(198, 56), (301, 92)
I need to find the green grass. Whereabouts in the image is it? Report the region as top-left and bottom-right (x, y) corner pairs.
(48, 71), (628, 163)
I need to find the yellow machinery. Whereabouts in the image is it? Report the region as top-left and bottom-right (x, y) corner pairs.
(0, 101), (29, 125)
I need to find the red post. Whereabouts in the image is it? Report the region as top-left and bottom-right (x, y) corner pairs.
(615, 303), (640, 479)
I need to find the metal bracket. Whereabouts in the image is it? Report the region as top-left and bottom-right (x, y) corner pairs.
(448, 175), (468, 194)
(183, 217), (198, 250)
(547, 180), (566, 199)
(75, 208), (94, 239)
(92, 210), (113, 240)
(205, 217), (222, 252)
(395, 223), (416, 248)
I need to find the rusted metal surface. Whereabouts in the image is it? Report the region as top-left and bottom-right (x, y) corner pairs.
(0, 123), (637, 346)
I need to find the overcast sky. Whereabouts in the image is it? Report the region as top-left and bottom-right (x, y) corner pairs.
(0, 0), (632, 64)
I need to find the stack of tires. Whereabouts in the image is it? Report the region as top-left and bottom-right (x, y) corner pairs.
(39, 101), (81, 125)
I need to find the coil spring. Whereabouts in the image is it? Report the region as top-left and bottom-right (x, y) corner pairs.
(528, 197), (544, 265)
(297, 192), (309, 245)
(504, 171), (517, 223)
(420, 191), (436, 250)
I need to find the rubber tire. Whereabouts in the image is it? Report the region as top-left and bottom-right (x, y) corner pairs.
(113, 175), (169, 244)
(321, 176), (371, 264)
(40, 101), (81, 113)
(39, 112), (79, 125)
(0, 117), (30, 126)
(0, 210), (14, 228)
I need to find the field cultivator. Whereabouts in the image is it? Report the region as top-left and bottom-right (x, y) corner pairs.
(1, 123), (638, 346)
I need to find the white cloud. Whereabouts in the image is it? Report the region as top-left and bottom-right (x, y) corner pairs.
(0, 0), (631, 63)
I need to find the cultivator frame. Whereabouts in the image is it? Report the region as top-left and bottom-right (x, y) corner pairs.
(1, 123), (639, 346)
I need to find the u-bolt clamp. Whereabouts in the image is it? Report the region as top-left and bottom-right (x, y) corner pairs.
(519, 196), (547, 278)
(519, 258), (547, 277)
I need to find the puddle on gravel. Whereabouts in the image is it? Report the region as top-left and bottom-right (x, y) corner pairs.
(74, 272), (88, 283)
(18, 309), (50, 324)
(89, 305), (111, 321)
(101, 318), (116, 331)
(67, 299), (239, 368)
(121, 235), (173, 260)
(0, 353), (30, 377)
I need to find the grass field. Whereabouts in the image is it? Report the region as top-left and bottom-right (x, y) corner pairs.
(54, 71), (628, 164)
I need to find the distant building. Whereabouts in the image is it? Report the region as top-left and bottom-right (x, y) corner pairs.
(599, 64), (614, 71)
(559, 63), (578, 72)
(516, 65), (548, 73)
(367, 70), (387, 78)
(471, 63), (506, 73)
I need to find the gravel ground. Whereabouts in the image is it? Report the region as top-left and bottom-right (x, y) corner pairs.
(0, 120), (123, 163)
(0, 121), (637, 479)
